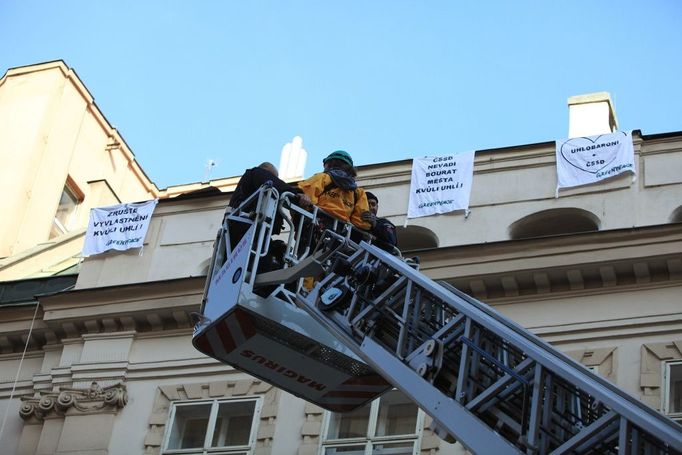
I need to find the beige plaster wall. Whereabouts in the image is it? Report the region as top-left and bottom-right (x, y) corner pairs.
(74, 136), (682, 291)
(357, 136), (682, 248)
(75, 195), (228, 289)
(494, 284), (682, 338)
(0, 61), (158, 266)
(3, 255), (679, 454)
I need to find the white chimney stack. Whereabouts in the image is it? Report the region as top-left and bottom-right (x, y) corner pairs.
(278, 136), (307, 181)
(568, 92), (618, 138)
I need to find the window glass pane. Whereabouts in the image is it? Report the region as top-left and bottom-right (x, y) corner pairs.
(374, 390), (418, 437)
(371, 441), (415, 455)
(167, 403), (212, 449)
(327, 404), (371, 439)
(211, 400), (256, 447)
(50, 187), (78, 239)
(669, 363), (682, 414)
(55, 187), (78, 226)
(323, 445), (367, 455)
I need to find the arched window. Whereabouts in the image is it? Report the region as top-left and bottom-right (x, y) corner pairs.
(195, 257), (212, 276)
(509, 208), (600, 240)
(670, 206), (682, 223)
(395, 225), (439, 251)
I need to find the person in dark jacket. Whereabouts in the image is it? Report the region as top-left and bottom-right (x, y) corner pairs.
(363, 191), (398, 252)
(229, 162), (312, 234)
(229, 163), (311, 294)
(230, 163), (309, 211)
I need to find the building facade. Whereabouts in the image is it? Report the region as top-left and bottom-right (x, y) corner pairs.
(0, 62), (681, 455)
(0, 61), (159, 281)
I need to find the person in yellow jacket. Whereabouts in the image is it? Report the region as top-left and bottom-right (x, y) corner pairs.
(298, 151), (374, 290)
(298, 150), (373, 231)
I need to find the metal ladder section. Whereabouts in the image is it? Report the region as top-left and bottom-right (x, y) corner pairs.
(294, 237), (682, 454)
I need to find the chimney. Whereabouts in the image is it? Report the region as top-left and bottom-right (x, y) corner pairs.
(567, 92), (618, 138)
(278, 136), (307, 181)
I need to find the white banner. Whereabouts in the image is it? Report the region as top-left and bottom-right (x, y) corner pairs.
(202, 224), (255, 323)
(407, 152), (475, 219)
(556, 130), (635, 193)
(82, 200), (158, 257)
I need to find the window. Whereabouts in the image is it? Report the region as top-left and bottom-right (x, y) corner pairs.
(670, 205), (682, 223)
(394, 226), (439, 251)
(586, 365), (599, 375)
(508, 208), (600, 240)
(663, 361), (682, 423)
(321, 390), (423, 455)
(50, 184), (81, 239)
(163, 397), (261, 455)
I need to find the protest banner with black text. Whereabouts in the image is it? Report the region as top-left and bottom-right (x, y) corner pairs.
(82, 200), (158, 257)
(555, 130), (635, 194)
(407, 151), (475, 219)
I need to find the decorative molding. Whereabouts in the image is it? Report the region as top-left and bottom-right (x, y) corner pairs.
(417, 223), (682, 304)
(298, 402), (324, 455)
(144, 378), (276, 455)
(19, 381), (127, 421)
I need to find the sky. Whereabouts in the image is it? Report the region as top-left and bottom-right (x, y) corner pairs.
(2, 1), (681, 189)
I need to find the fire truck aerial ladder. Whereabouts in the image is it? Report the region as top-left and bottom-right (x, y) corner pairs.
(193, 186), (682, 454)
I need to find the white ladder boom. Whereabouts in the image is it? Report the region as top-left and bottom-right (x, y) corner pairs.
(293, 236), (682, 454)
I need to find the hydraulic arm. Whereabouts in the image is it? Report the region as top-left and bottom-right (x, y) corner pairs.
(196, 187), (682, 454)
(295, 232), (682, 454)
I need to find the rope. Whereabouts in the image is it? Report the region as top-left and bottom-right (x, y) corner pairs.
(0, 301), (40, 444)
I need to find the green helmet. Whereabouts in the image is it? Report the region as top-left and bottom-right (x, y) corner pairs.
(323, 150), (354, 167)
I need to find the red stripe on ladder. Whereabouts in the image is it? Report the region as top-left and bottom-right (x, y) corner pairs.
(234, 308), (257, 339)
(216, 320), (237, 353)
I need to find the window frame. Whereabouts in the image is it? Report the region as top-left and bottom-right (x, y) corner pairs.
(662, 360), (682, 422)
(50, 177), (84, 238)
(319, 390), (425, 455)
(585, 365), (599, 375)
(161, 396), (263, 455)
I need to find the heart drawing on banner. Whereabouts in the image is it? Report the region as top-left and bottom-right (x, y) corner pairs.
(559, 132), (626, 174)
